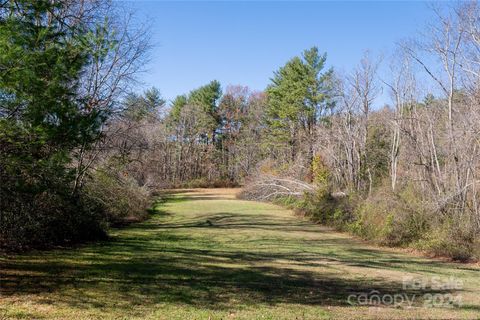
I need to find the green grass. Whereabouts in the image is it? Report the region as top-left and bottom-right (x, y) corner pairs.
(1, 189), (480, 319)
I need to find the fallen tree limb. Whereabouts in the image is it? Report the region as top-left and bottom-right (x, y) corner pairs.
(240, 175), (314, 201)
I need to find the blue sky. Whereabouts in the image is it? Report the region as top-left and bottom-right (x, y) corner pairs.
(123, 1), (435, 106)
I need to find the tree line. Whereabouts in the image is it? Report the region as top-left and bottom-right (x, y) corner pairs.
(1, 1), (480, 260)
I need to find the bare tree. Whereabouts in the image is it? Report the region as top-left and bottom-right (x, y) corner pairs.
(70, 1), (152, 193)
(348, 52), (382, 194)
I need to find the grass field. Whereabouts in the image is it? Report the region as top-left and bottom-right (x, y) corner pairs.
(1, 188), (480, 319)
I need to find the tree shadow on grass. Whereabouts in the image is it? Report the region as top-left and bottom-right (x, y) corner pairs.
(152, 212), (324, 233)
(0, 238), (459, 313)
(148, 210), (480, 275)
(0, 193), (472, 314)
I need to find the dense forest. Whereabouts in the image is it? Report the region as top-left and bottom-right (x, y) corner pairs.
(1, 0), (480, 262)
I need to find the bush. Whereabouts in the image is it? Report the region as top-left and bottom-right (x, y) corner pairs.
(173, 177), (238, 189)
(415, 218), (477, 262)
(269, 189), (356, 230)
(0, 160), (154, 251)
(0, 184), (107, 251)
(263, 179), (480, 261)
(306, 191), (355, 228)
(295, 181), (479, 261)
(83, 168), (150, 225)
(349, 185), (429, 246)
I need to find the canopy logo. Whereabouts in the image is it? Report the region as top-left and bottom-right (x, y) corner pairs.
(347, 276), (463, 308)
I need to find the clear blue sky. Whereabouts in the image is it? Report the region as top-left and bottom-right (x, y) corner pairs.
(123, 1), (434, 106)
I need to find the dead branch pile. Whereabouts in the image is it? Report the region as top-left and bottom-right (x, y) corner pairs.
(239, 174), (314, 201)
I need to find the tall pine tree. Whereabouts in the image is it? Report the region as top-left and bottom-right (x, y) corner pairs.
(266, 47), (334, 179)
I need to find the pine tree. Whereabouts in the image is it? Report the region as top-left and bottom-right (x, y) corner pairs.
(266, 47), (334, 178)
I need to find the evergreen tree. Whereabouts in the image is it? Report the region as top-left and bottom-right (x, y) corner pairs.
(168, 80), (222, 144)
(0, 0), (115, 248)
(266, 47), (334, 177)
(123, 87), (165, 121)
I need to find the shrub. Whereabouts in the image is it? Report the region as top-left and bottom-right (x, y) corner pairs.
(415, 218), (476, 262)
(169, 177), (239, 189)
(83, 168), (150, 225)
(173, 177), (238, 189)
(314, 192), (355, 228)
(0, 184), (107, 251)
(240, 173), (479, 261)
(303, 181), (478, 261)
(349, 184), (429, 246)
(271, 189), (356, 230)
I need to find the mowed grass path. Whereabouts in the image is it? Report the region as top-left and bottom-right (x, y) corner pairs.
(1, 189), (480, 319)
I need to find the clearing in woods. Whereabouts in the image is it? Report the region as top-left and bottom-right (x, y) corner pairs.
(1, 189), (479, 319)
